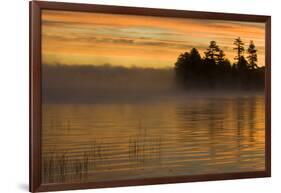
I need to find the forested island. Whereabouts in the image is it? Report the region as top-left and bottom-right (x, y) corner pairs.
(174, 37), (265, 90)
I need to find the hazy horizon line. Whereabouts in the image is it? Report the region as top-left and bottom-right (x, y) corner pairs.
(43, 63), (174, 70)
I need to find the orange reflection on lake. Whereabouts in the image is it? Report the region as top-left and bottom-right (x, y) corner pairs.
(42, 95), (265, 184)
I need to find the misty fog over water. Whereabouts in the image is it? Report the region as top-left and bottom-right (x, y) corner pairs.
(42, 64), (263, 104)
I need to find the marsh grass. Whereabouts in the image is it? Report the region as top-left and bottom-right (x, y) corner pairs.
(42, 140), (105, 184)
(42, 124), (162, 184)
(128, 136), (162, 168)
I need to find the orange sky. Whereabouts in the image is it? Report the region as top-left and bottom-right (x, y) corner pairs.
(42, 10), (265, 68)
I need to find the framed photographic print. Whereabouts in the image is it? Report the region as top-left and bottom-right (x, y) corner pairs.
(30, 1), (271, 192)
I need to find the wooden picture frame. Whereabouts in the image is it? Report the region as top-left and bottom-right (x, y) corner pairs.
(30, 1), (271, 192)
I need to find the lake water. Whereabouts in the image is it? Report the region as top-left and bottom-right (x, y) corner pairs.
(42, 95), (265, 184)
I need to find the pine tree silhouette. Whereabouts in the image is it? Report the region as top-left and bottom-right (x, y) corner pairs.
(174, 38), (264, 90)
(247, 40), (258, 69)
(233, 37), (245, 63)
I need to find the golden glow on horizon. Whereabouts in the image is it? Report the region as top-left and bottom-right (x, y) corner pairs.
(42, 10), (265, 68)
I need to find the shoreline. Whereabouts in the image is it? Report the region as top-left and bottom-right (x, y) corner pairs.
(43, 89), (265, 105)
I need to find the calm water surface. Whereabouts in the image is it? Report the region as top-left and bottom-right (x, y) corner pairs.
(42, 95), (265, 184)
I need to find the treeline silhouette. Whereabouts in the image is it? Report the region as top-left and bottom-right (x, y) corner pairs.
(175, 37), (265, 90)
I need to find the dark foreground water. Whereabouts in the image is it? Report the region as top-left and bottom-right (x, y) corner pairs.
(42, 95), (265, 184)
